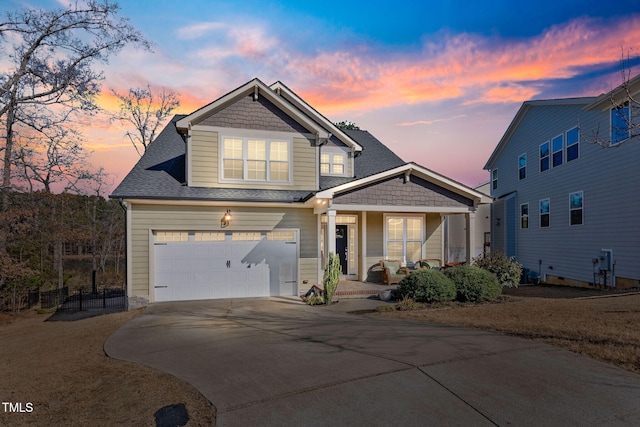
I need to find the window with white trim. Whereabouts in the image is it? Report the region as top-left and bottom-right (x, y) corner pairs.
(569, 191), (583, 226)
(540, 199), (550, 228)
(492, 169), (498, 190)
(566, 127), (579, 162)
(552, 134), (563, 167)
(518, 154), (526, 180)
(385, 216), (424, 263)
(540, 141), (550, 172)
(320, 151), (347, 176)
(222, 136), (290, 182)
(611, 102), (630, 145)
(520, 203), (529, 229)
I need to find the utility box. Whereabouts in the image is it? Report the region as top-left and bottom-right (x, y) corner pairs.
(599, 249), (613, 271)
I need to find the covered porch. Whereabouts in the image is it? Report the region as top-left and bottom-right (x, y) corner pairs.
(311, 163), (492, 284)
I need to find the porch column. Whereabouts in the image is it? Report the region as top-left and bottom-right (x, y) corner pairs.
(465, 211), (476, 264)
(360, 211), (367, 281)
(327, 209), (337, 255)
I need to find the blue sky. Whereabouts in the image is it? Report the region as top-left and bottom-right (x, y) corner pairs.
(4, 0), (640, 191)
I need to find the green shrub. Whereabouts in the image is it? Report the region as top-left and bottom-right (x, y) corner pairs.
(304, 295), (325, 305)
(472, 252), (522, 288)
(397, 269), (456, 303)
(444, 264), (502, 302)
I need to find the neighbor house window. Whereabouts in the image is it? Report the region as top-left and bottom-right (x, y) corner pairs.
(222, 137), (290, 182)
(611, 102), (630, 145)
(552, 134), (563, 167)
(540, 142), (550, 172)
(570, 191), (583, 226)
(540, 199), (550, 228)
(492, 169), (498, 190)
(518, 154), (526, 180)
(520, 203), (529, 229)
(320, 151), (346, 175)
(566, 127), (579, 162)
(386, 216), (424, 263)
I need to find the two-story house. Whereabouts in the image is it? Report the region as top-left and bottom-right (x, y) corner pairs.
(111, 78), (491, 307)
(484, 74), (640, 289)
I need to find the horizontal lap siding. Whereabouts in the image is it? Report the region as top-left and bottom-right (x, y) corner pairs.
(425, 213), (443, 261)
(292, 137), (317, 190)
(130, 204), (318, 298)
(191, 130), (218, 186)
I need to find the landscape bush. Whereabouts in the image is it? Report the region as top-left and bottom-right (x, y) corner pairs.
(397, 269), (456, 303)
(472, 252), (522, 288)
(444, 264), (502, 302)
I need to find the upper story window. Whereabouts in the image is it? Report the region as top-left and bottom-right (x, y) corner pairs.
(570, 191), (583, 226)
(540, 198), (550, 228)
(320, 152), (346, 175)
(222, 136), (290, 182)
(492, 169), (498, 190)
(552, 134), (563, 167)
(518, 154), (526, 180)
(540, 142), (550, 172)
(611, 102), (630, 145)
(566, 127), (579, 162)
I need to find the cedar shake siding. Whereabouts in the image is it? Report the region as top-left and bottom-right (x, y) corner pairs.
(333, 175), (474, 207)
(194, 94), (309, 134)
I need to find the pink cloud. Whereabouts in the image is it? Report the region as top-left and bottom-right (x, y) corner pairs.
(288, 16), (640, 114)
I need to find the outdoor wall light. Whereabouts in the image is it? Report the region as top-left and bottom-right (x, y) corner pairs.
(221, 209), (232, 228)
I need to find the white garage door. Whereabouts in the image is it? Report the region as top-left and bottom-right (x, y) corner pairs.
(153, 231), (297, 302)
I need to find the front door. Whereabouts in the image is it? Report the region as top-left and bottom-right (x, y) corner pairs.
(335, 225), (348, 274)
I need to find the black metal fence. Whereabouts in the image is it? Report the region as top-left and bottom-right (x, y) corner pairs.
(40, 287), (69, 309)
(58, 288), (127, 312)
(3, 286), (126, 314)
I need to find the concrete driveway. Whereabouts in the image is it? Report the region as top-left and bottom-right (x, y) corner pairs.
(105, 298), (640, 426)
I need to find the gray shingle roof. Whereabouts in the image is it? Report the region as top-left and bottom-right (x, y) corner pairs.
(110, 117), (405, 202)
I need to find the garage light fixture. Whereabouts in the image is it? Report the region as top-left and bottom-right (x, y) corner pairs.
(221, 209), (232, 228)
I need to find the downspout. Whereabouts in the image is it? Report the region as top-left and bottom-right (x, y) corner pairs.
(118, 198), (128, 305)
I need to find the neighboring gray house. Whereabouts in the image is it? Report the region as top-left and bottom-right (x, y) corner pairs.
(484, 75), (640, 289)
(111, 78), (491, 307)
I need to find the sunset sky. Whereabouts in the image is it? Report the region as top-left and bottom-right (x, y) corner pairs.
(4, 0), (640, 193)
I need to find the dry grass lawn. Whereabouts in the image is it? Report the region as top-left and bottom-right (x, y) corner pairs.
(378, 285), (640, 375)
(1, 285), (638, 426)
(0, 309), (215, 426)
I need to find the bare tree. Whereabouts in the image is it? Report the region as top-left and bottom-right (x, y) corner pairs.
(581, 51), (640, 147)
(0, 0), (148, 288)
(12, 125), (90, 193)
(112, 85), (180, 156)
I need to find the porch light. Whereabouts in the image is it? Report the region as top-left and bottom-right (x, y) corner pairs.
(221, 209), (232, 228)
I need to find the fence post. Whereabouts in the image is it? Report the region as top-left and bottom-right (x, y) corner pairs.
(79, 289), (82, 311)
(103, 288), (106, 309)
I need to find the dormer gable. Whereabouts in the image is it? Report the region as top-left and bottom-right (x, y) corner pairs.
(269, 81), (363, 153)
(176, 78), (330, 139)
